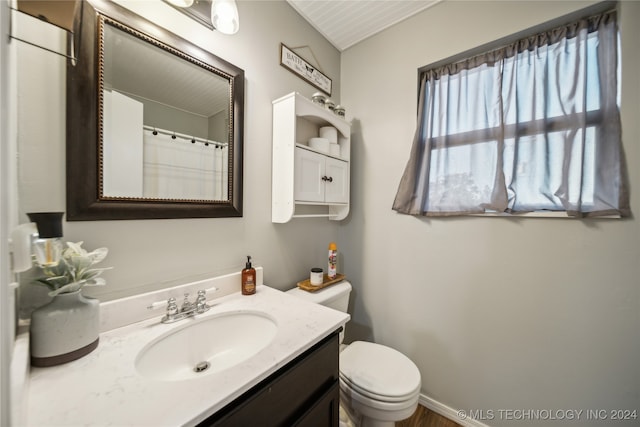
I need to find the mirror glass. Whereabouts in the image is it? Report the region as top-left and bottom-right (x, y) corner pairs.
(66, 0), (244, 220)
(102, 22), (230, 201)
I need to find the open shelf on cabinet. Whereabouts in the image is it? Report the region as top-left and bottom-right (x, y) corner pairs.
(272, 92), (351, 223)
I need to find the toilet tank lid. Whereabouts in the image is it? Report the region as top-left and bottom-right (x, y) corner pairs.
(286, 280), (352, 304)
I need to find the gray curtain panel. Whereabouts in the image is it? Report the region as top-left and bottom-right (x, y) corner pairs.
(393, 10), (629, 218)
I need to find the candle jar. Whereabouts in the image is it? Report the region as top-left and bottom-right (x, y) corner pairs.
(310, 268), (324, 286)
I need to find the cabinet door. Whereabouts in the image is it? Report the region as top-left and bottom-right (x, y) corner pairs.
(200, 332), (340, 427)
(324, 158), (349, 204)
(293, 381), (339, 427)
(295, 148), (325, 202)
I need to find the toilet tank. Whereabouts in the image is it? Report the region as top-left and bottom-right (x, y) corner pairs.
(286, 280), (352, 312)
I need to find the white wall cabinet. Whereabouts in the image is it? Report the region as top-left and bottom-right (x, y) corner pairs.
(294, 148), (348, 204)
(272, 92), (351, 223)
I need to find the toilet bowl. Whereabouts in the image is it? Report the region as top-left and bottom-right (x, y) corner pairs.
(339, 340), (420, 426)
(286, 281), (421, 427)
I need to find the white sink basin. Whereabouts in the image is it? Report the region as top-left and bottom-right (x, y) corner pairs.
(135, 311), (278, 381)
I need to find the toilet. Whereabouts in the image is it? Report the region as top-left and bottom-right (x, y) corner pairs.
(287, 281), (421, 427)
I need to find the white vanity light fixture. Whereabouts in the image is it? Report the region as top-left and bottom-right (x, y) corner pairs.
(165, 0), (194, 7)
(10, 212), (64, 273)
(211, 0), (239, 35)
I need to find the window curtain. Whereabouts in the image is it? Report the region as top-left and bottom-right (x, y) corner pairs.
(393, 10), (629, 217)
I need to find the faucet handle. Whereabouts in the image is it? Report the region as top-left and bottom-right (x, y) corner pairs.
(160, 298), (180, 323)
(195, 290), (209, 313)
(195, 287), (218, 313)
(196, 289), (210, 301)
(197, 287), (218, 302)
(167, 297), (179, 316)
(147, 300), (166, 310)
(148, 297), (175, 311)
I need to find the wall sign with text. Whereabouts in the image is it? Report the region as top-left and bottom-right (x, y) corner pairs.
(280, 44), (332, 96)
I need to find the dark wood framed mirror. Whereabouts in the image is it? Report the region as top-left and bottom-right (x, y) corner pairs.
(67, 0), (244, 220)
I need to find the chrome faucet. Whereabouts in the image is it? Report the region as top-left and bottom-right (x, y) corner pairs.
(147, 287), (218, 324)
(181, 293), (195, 313)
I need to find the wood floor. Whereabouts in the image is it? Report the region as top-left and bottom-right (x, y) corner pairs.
(396, 405), (463, 427)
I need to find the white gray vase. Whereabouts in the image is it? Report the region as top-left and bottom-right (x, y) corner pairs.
(30, 290), (99, 367)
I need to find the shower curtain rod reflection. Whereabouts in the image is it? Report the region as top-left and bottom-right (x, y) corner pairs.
(143, 125), (228, 149)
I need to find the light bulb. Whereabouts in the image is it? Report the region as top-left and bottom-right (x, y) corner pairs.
(32, 237), (63, 267)
(211, 0), (239, 35)
(166, 0), (194, 7)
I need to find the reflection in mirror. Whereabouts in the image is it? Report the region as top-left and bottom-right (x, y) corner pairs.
(66, 0), (244, 220)
(101, 21), (230, 201)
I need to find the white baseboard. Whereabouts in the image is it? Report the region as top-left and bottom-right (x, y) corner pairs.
(419, 394), (491, 427)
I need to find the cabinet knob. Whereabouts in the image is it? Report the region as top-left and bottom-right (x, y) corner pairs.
(327, 176), (333, 183)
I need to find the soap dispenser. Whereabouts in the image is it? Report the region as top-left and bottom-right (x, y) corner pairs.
(242, 255), (256, 295)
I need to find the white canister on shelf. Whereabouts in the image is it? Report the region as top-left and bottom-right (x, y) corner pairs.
(325, 99), (336, 112)
(311, 92), (326, 106)
(319, 126), (338, 144)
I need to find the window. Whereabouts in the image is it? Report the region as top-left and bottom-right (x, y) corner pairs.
(393, 9), (629, 218)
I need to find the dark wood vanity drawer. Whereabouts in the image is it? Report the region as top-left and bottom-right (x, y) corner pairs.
(292, 380), (339, 427)
(200, 329), (340, 427)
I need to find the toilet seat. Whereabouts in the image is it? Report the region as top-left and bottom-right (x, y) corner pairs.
(339, 341), (421, 403)
(339, 378), (420, 423)
(340, 374), (419, 403)
(340, 379), (420, 412)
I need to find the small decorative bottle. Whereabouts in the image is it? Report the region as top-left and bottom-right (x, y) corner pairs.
(328, 242), (337, 280)
(242, 255), (256, 295)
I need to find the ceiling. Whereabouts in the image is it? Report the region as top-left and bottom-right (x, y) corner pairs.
(104, 21), (230, 118)
(286, 0), (443, 51)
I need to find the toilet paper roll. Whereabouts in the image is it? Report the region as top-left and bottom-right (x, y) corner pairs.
(329, 143), (340, 157)
(309, 137), (330, 153)
(319, 126), (338, 144)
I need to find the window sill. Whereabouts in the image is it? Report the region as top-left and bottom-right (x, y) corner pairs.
(472, 211), (621, 219)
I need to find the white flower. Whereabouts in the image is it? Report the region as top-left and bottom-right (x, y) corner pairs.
(35, 241), (112, 297)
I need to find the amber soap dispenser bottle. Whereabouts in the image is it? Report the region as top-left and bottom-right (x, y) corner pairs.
(242, 255), (256, 295)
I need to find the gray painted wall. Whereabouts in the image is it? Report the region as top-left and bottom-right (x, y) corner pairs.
(340, 1), (639, 425)
(12, 0), (639, 425)
(16, 0), (343, 309)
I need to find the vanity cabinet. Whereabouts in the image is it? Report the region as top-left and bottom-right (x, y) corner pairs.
(272, 92), (351, 222)
(199, 330), (340, 427)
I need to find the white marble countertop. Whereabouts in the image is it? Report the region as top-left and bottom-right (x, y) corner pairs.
(27, 284), (349, 426)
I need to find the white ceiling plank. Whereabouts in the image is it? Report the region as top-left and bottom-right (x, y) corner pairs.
(286, 0), (443, 51)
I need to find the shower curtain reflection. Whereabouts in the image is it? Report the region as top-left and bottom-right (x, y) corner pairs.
(142, 128), (228, 200)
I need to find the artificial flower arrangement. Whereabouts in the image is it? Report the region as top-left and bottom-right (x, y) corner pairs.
(35, 241), (112, 297)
